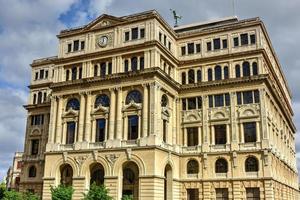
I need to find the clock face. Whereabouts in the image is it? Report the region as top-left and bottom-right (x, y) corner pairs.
(98, 36), (108, 47)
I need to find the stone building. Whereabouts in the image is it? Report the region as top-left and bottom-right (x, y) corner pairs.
(6, 152), (23, 191)
(20, 10), (299, 199)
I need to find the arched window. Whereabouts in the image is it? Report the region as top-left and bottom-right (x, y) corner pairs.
(164, 164), (173, 200)
(245, 157), (259, 172)
(43, 92), (47, 102)
(33, 94), (37, 104)
(124, 60), (129, 72)
(224, 66), (229, 79)
(66, 70), (70, 81)
(215, 158), (228, 173)
(60, 164), (73, 186)
(188, 69), (195, 84)
(126, 90), (142, 104)
(187, 160), (199, 174)
(140, 57), (144, 70)
(28, 166), (36, 178)
(95, 94), (110, 108)
(208, 68), (213, 81)
(235, 64), (241, 78)
(90, 164), (105, 186)
(181, 72), (186, 84)
(100, 62), (106, 77)
(161, 94), (168, 107)
(66, 98), (80, 111)
(215, 65), (222, 80)
(71, 67), (77, 80)
(122, 162), (139, 198)
(131, 57), (138, 71)
(37, 92), (42, 104)
(94, 65), (98, 76)
(252, 62), (258, 75)
(197, 70), (202, 82)
(243, 61), (250, 77)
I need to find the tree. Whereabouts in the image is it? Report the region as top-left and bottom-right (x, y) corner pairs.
(3, 190), (22, 200)
(0, 182), (6, 199)
(122, 195), (133, 200)
(23, 192), (40, 200)
(83, 183), (112, 200)
(50, 185), (74, 200)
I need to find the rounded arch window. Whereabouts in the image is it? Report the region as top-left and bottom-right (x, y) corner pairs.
(187, 160), (199, 174)
(215, 65), (222, 80)
(90, 164), (105, 186)
(95, 94), (110, 108)
(28, 166), (36, 178)
(188, 69), (195, 84)
(245, 156), (259, 172)
(252, 62), (258, 75)
(161, 94), (168, 107)
(215, 158), (228, 173)
(126, 90), (142, 104)
(131, 57), (138, 71)
(66, 98), (80, 111)
(242, 61), (251, 76)
(235, 64), (241, 78)
(60, 164), (73, 186)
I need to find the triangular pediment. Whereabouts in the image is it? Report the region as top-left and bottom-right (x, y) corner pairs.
(85, 14), (125, 30)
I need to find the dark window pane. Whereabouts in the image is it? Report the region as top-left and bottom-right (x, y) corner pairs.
(197, 70), (202, 82)
(243, 91), (253, 104)
(250, 34), (256, 44)
(73, 40), (79, 51)
(100, 62), (106, 77)
(68, 44), (72, 52)
(131, 57), (138, 71)
(159, 32), (162, 41)
(71, 67), (77, 80)
(66, 122), (75, 144)
(188, 98), (197, 110)
(168, 42), (171, 50)
(35, 72), (38, 80)
(66, 70), (70, 81)
(241, 33), (249, 45)
(131, 28), (138, 40)
(37, 92), (42, 104)
(207, 42), (212, 51)
(81, 41), (85, 50)
(213, 38), (221, 50)
(214, 94), (224, 107)
(252, 62), (258, 75)
(224, 66), (229, 79)
(215, 159), (228, 173)
(222, 39), (228, 49)
(124, 60), (129, 72)
(79, 67), (82, 79)
(29, 166), (36, 178)
(108, 62), (112, 74)
(197, 97), (202, 109)
(95, 94), (110, 107)
(187, 189), (199, 200)
(164, 35), (167, 46)
(215, 66), (222, 80)
(96, 119), (106, 142)
(66, 98), (80, 111)
(40, 69), (44, 79)
(128, 115), (138, 140)
(208, 68), (213, 81)
(187, 160), (199, 174)
(188, 70), (195, 84)
(243, 62), (251, 76)
(181, 46), (186, 55)
(209, 95), (213, 108)
(215, 125), (227, 144)
(182, 99), (186, 110)
(94, 65), (98, 76)
(246, 188), (260, 200)
(45, 70), (48, 78)
(163, 120), (167, 143)
(233, 37), (239, 47)
(196, 44), (201, 53)
(125, 32), (130, 41)
(182, 72), (186, 84)
(237, 92), (242, 105)
(216, 188), (229, 200)
(187, 127), (198, 146)
(140, 57), (144, 70)
(225, 93), (230, 106)
(140, 28), (145, 38)
(244, 122), (257, 143)
(126, 90), (142, 104)
(235, 65), (241, 78)
(188, 43), (194, 54)
(254, 90), (260, 103)
(31, 140), (39, 155)
(245, 157), (258, 172)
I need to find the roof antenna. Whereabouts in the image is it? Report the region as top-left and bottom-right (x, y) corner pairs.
(170, 9), (182, 27)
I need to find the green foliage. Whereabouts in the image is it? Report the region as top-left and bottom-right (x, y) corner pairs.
(121, 194), (133, 200)
(23, 192), (40, 200)
(3, 190), (22, 200)
(0, 182), (6, 199)
(50, 185), (74, 200)
(83, 183), (112, 200)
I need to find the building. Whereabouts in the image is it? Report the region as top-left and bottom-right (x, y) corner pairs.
(19, 10), (299, 199)
(6, 152), (23, 191)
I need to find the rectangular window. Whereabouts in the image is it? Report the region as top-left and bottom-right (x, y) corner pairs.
(216, 188), (229, 200)
(140, 28), (145, 38)
(125, 31), (130, 41)
(237, 92), (242, 105)
(225, 93), (230, 106)
(168, 42), (171, 51)
(164, 35), (167, 46)
(140, 57), (144, 70)
(187, 189), (199, 200)
(128, 115), (138, 140)
(187, 127), (198, 146)
(215, 125), (227, 145)
(244, 122), (257, 143)
(197, 97), (202, 109)
(181, 46), (186, 55)
(163, 120), (167, 143)
(182, 99), (187, 110)
(187, 43), (195, 54)
(31, 115), (44, 125)
(214, 94), (224, 107)
(73, 40), (79, 51)
(67, 43), (72, 52)
(79, 67), (82, 79)
(188, 98), (197, 110)
(233, 37), (239, 47)
(250, 34), (256, 44)
(222, 39), (228, 49)
(209, 95), (213, 108)
(35, 72), (38, 80)
(96, 119), (106, 142)
(159, 32), (162, 41)
(243, 91), (253, 104)
(66, 122), (75, 144)
(246, 188), (260, 200)
(131, 28), (138, 40)
(207, 42), (212, 51)
(31, 139), (39, 155)
(254, 90), (260, 103)
(196, 43), (201, 53)
(108, 62), (112, 74)
(213, 38), (221, 50)
(80, 41), (85, 50)
(39, 69), (44, 79)
(241, 33), (249, 45)
(45, 70), (48, 78)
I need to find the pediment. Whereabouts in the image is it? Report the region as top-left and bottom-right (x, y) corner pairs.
(63, 109), (79, 117)
(92, 105), (109, 114)
(122, 102), (142, 111)
(84, 14), (125, 30)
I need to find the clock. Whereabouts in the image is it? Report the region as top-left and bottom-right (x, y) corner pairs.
(98, 35), (108, 47)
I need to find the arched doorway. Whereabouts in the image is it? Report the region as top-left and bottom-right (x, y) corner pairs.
(164, 164), (173, 200)
(60, 164), (73, 186)
(90, 163), (105, 186)
(122, 161), (139, 200)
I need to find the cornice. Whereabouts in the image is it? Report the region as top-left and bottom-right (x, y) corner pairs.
(23, 103), (51, 111)
(28, 82), (52, 89)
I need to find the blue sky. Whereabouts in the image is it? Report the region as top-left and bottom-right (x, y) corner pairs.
(0, 0), (300, 182)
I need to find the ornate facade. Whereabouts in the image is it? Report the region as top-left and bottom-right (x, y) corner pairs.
(20, 10), (299, 199)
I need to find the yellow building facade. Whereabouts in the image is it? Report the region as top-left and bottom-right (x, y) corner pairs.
(19, 10), (299, 199)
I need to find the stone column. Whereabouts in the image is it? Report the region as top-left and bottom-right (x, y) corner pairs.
(142, 84), (148, 137)
(84, 92), (92, 142)
(260, 88), (269, 148)
(48, 96), (57, 144)
(116, 87), (123, 140)
(78, 93), (86, 142)
(211, 125), (215, 145)
(108, 88), (116, 140)
(55, 96), (63, 143)
(226, 124), (230, 144)
(240, 123), (244, 143)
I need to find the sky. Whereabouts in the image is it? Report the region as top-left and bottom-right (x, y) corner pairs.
(0, 0), (300, 181)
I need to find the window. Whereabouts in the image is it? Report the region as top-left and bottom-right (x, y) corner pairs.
(242, 61), (251, 76)
(187, 127), (198, 146)
(216, 188), (228, 200)
(163, 120), (167, 143)
(182, 99), (187, 110)
(245, 157), (259, 172)
(235, 65), (241, 78)
(237, 92), (242, 105)
(182, 72), (186, 84)
(241, 33), (249, 45)
(224, 66), (229, 79)
(45, 70), (48, 78)
(187, 189), (199, 200)
(214, 94), (224, 107)
(31, 115), (44, 126)
(61, 165), (73, 186)
(237, 90), (260, 105)
(159, 32), (162, 41)
(215, 66), (222, 80)
(243, 91), (254, 104)
(108, 62), (112, 74)
(164, 35), (167, 46)
(100, 62), (106, 77)
(197, 97), (202, 109)
(31, 140), (39, 155)
(209, 95), (213, 108)
(28, 166), (36, 178)
(168, 42), (171, 51)
(125, 31), (130, 41)
(207, 42), (212, 51)
(95, 94), (110, 108)
(90, 164), (105, 186)
(252, 62), (258, 75)
(244, 122), (257, 143)
(66, 70), (70, 81)
(246, 188), (260, 200)
(128, 115), (138, 140)
(79, 67), (82, 79)
(96, 119), (106, 142)
(250, 34), (256, 44)
(33, 94), (37, 104)
(233, 37), (239, 47)
(126, 90), (142, 104)
(208, 68), (213, 81)
(188, 43), (194, 54)
(73, 40), (79, 51)
(222, 39), (228, 49)
(67, 43), (72, 52)
(71, 67), (77, 80)
(80, 41), (85, 50)
(66, 122), (75, 144)
(37, 92), (42, 104)
(215, 158), (228, 173)
(161, 94), (168, 107)
(140, 57), (144, 70)
(140, 28), (145, 38)
(215, 125), (227, 144)
(181, 46), (186, 55)
(66, 98), (80, 111)
(225, 93), (230, 106)
(213, 38), (221, 50)
(35, 72), (38, 80)
(197, 70), (202, 82)
(188, 70), (195, 84)
(124, 60), (129, 72)
(187, 160), (199, 174)
(254, 90), (260, 103)
(40, 69), (44, 79)
(196, 44), (201, 53)
(188, 98), (197, 110)
(131, 57), (138, 71)
(131, 28), (138, 40)
(94, 65), (98, 76)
